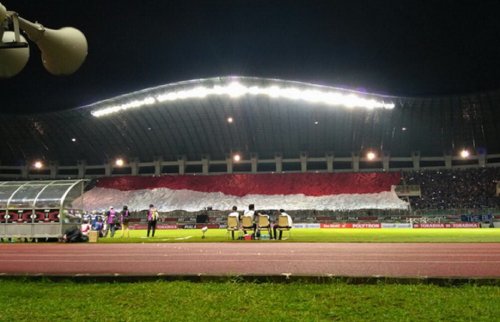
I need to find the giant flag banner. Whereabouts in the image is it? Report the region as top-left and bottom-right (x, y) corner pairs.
(77, 172), (408, 212)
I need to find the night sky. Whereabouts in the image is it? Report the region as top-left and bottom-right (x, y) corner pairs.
(1, 0), (500, 114)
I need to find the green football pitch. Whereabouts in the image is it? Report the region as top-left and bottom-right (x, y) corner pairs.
(97, 228), (500, 243)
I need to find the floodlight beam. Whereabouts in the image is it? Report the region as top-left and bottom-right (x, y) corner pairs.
(91, 81), (396, 117)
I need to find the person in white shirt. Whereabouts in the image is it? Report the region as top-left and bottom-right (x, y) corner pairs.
(256, 210), (272, 239)
(242, 204), (256, 236)
(80, 220), (91, 236)
(227, 206), (240, 240)
(228, 206), (239, 220)
(243, 204), (255, 221)
(273, 209), (293, 240)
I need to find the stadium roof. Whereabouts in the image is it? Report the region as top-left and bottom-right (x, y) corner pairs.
(1, 76), (499, 166)
(3, 1), (500, 115)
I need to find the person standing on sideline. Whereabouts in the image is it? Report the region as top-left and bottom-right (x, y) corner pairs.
(93, 216), (104, 237)
(120, 205), (131, 238)
(105, 206), (117, 238)
(147, 204), (159, 237)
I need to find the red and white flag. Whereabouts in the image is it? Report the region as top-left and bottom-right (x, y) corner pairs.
(79, 172), (408, 211)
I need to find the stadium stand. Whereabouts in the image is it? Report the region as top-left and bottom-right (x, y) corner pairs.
(403, 168), (500, 210)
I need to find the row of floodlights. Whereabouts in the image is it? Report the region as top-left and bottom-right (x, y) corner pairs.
(28, 149), (474, 169)
(90, 82), (395, 118)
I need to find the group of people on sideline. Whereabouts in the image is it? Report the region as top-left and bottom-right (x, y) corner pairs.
(79, 204), (158, 238)
(228, 204), (293, 240)
(80, 205), (131, 238)
(77, 204), (292, 240)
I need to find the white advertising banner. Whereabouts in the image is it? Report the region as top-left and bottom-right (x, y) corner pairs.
(381, 223), (412, 229)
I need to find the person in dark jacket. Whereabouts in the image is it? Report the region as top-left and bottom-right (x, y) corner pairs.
(120, 205), (131, 238)
(105, 206), (117, 238)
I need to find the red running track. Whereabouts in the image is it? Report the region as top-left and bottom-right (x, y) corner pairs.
(1, 243), (499, 278)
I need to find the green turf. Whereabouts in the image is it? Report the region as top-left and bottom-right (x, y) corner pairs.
(0, 279), (498, 321)
(97, 228), (500, 243)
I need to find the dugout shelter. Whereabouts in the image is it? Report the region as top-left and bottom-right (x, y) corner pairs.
(0, 179), (85, 239)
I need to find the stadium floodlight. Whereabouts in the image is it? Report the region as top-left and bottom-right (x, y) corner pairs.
(33, 160), (43, 169)
(92, 81), (395, 118)
(366, 151), (376, 161)
(0, 2), (87, 78)
(460, 149), (470, 159)
(233, 154), (241, 162)
(115, 158), (125, 167)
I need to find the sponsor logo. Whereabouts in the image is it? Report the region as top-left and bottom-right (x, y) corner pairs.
(320, 223), (381, 228)
(413, 223), (480, 228)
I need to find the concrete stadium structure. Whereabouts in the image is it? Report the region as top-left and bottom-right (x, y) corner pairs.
(1, 76), (500, 179)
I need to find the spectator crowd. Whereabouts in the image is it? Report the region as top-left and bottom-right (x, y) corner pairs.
(403, 167), (500, 210)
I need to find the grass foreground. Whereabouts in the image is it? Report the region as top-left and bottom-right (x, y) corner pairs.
(97, 227), (500, 243)
(2, 229), (499, 321)
(0, 279), (499, 321)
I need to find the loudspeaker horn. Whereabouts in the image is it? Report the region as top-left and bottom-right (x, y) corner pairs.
(18, 17), (88, 76)
(0, 3), (7, 23)
(0, 31), (30, 78)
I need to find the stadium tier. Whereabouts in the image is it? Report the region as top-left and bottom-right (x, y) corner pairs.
(76, 167), (500, 213)
(77, 172), (407, 212)
(1, 77), (499, 219)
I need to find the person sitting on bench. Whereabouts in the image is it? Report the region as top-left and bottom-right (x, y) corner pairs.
(242, 204), (257, 237)
(273, 209), (293, 240)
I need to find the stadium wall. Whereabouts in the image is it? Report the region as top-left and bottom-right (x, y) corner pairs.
(1, 152), (500, 180)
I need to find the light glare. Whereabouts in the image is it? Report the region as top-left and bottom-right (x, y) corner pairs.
(366, 152), (376, 161)
(91, 80), (395, 117)
(115, 158), (124, 167)
(33, 161), (43, 169)
(460, 149), (470, 158)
